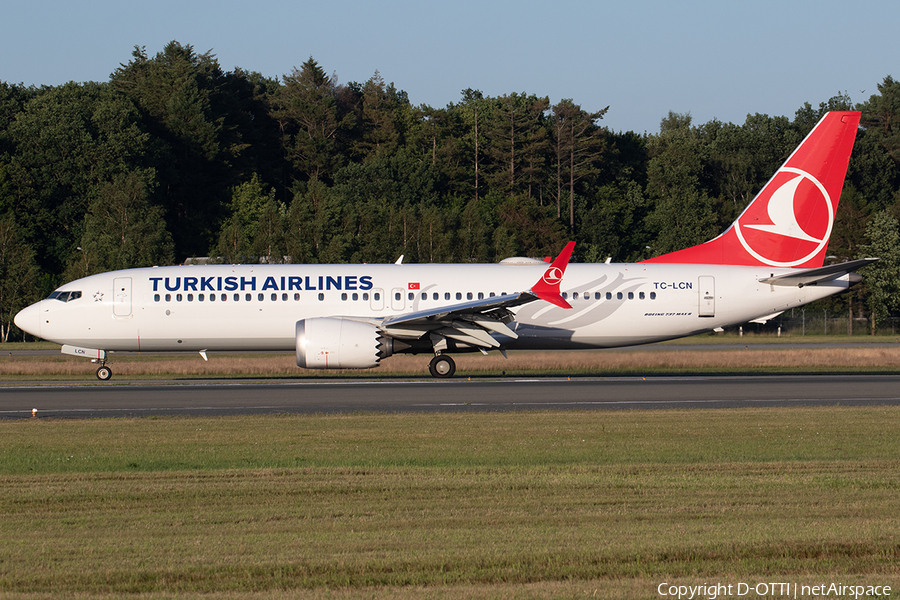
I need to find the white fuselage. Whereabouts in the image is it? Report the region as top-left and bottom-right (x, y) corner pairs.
(16, 261), (849, 353)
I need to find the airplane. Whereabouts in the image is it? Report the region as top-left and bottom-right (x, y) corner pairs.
(14, 111), (875, 381)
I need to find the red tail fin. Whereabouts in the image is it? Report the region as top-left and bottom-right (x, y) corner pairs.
(643, 111), (860, 268)
(531, 241), (575, 308)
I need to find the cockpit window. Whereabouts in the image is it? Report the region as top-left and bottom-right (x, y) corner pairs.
(48, 291), (82, 302)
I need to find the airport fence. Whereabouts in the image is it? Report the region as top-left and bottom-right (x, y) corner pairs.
(738, 310), (900, 337)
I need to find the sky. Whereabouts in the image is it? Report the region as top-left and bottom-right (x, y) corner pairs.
(2, 0), (896, 134)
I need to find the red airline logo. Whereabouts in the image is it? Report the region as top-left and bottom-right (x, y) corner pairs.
(530, 241), (576, 309)
(542, 267), (564, 286)
(408, 282), (420, 290)
(735, 167), (832, 267)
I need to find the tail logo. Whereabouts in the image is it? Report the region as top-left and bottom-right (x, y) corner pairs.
(734, 167), (833, 267)
(542, 266), (564, 286)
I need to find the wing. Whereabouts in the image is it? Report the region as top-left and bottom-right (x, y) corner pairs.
(376, 292), (537, 350)
(371, 241), (576, 353)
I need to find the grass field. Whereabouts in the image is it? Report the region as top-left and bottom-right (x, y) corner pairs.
(2, 408), (899, 599)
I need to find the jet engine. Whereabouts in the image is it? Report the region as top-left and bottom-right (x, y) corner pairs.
(295, 318), (394, 369)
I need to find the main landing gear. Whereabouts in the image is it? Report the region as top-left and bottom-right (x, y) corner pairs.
(428, 354), (456, 378)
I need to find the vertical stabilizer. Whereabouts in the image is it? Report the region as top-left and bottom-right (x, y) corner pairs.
(643, 111), (860, 268)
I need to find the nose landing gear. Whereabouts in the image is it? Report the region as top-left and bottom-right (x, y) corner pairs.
(95, 364), (112, 381)
(93, 360), (112, 381)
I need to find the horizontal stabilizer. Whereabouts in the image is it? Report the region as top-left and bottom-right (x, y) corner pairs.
(758, 258), (878, 287)
(749, 312), (784, 324)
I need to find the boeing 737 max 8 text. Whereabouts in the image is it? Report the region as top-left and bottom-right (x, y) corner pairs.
(14, 111), (875, 380)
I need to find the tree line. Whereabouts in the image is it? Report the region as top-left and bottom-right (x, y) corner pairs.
(1, 41), (898, 340)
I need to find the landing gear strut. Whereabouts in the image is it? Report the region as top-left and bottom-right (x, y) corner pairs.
(428, 354), (456, 378)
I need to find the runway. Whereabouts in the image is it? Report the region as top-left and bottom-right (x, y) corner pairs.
(2, 374), (900, 419)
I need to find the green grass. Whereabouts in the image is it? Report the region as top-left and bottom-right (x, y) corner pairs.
(2, 409), (900, 598)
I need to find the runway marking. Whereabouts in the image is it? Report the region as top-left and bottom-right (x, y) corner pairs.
(0, 376), (711, 391)
(7, 397), (900, 418)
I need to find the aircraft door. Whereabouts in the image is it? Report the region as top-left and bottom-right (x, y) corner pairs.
(698, 276), (715, 317)
(370, 288), (385, 311)
(391, 287), (405, 311)
(113, 277), (132, 317)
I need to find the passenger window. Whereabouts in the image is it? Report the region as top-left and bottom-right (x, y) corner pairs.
(176, 294), (183, 302)
(221, 294), (227, 301)
(639, 292), (645, 300)
(271, 293), (277, 301)
(352, 293), (359, 301)
(408, 292), (414, 301)
(165, 294), (172, 302)
(395, 292), (401, 301)
(433, 292), (439, 300)
(341, 293), (348, 301)
(258, 293), (264, 301)
(478, 292), (484, 300)
(318, 293), (325, 301)
(616, 292), (623, 300)
(628, 292), (634, 300)
(490, 292), (495, 297)
(363, 292), (369, 301)
(199, 294), (205, 301)
(234, 293), (240, 301)
(573, 292), (579, 299)
(467, 292), (473, 300)
(187, 294), (193, 301)
(445, 292), (451, 300)
(456, 292), (462, 300)
(650, 292), (657, 300)
(294, 293), (301, 301)
(422, 292), (427, 301)
(595, 292), (601, 300)
(606, 292), (612, 300)
(210, 294), (216, 302)
(561, 292), (568, 299)
(245, 293), (251, 301)
(282, 293), (287, 301)
(154, 294), (160, 302)
(373, 292), (380, 301)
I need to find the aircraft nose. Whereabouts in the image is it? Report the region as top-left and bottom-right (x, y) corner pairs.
(14, 302), (42, 338)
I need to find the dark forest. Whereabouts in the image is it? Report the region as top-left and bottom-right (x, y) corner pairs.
(1, 42), (898, 339)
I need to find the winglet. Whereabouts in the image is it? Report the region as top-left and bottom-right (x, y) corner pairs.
(530, 241), (575, 308)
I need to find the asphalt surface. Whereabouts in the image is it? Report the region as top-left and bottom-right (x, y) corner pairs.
(2, 374), (900, 419)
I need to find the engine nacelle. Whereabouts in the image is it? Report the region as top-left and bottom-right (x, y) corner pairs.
(296, 318), (393, 369)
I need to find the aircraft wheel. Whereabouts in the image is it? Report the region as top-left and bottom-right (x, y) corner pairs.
(428, 355), (456, 378)
(96, 365), (112, 381)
